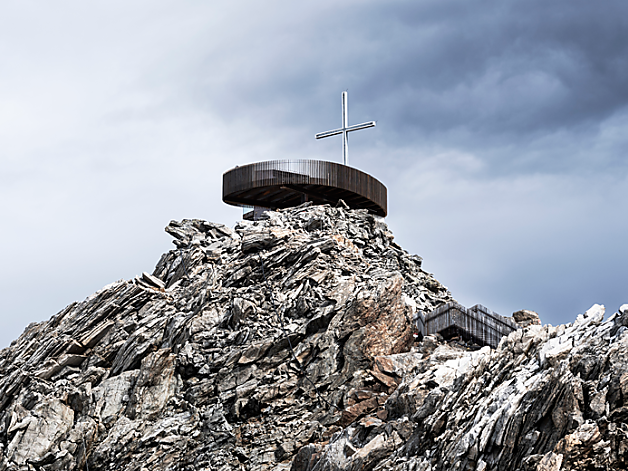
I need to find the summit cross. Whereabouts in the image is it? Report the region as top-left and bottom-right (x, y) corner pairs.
(315, 91), (375, 166)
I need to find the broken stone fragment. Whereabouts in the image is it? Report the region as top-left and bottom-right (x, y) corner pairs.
(238, 341), (272, 365)
(126, 349), (177, 420)
(513, 309), (542, 328)
(140, 272), (165, 290)
(5, 398), (74, 466)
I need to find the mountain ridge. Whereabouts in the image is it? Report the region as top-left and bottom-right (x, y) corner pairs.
(0, 204), (625, 470)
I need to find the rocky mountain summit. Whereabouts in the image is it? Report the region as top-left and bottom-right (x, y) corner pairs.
(0, 204), (626, 471)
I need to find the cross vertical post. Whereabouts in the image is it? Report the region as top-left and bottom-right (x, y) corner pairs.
(316, 91), (375, 166)
(342, 91), (349, 165)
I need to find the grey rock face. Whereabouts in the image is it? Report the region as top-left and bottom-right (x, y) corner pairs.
(1, 205), (625, 470)
(311, 304), (628, 471)
(0, 205), (451, 470)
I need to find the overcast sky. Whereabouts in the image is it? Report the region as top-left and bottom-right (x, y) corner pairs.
(1, 0), (627, 348)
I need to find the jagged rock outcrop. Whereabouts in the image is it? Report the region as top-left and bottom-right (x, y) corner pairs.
(0, 204), (626, 471)
(307, 303), (628, 471)
(0, 204), (451, 470)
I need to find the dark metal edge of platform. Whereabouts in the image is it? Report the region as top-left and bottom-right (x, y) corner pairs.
(222, 159), (387, 217)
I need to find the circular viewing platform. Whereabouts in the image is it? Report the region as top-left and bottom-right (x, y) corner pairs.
(222, 160), (387, 217)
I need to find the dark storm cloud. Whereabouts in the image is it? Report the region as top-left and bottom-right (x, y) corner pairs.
(376, 0), (628, 137)
(182, 0), (628, 175)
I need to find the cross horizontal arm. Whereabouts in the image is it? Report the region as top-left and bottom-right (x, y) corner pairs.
(346, 121), (376, 133)
(315, 121), (376, 140)
(315, 129), (344, 139)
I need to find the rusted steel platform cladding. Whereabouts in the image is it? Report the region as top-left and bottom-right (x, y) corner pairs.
(222, 159), (387, 217)
(416, 302), (520, 349)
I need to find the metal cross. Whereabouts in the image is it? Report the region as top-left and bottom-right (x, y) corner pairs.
(315, 91), (375, 166)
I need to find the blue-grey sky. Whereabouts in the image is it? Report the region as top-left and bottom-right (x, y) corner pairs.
(1, 0), (627, 347)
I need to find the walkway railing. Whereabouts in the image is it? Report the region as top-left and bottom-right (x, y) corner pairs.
(416, 302), (520, 348)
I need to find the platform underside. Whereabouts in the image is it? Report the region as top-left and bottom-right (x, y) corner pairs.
(224, 183), (384, 215)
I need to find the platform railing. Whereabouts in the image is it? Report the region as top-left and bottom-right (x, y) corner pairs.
(223, 159), (387, 216)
